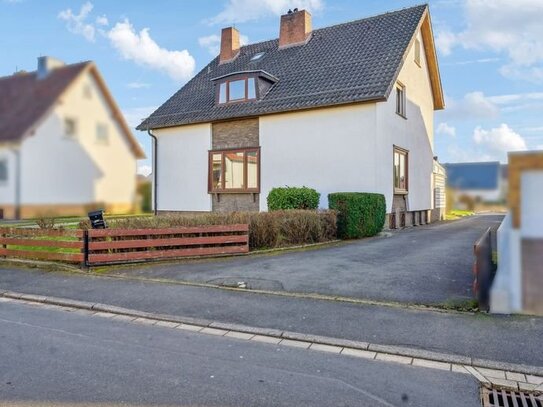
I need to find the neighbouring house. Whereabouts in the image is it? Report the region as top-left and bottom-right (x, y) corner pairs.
(432, 158), (447, 221)
(491, 151), (543, 316)
(443, 161), (506, 208)
(0, 57), (145, 219)
(138, 5), (445, 227)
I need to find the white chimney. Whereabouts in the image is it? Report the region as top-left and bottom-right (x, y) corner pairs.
(37, 56), (65, 79)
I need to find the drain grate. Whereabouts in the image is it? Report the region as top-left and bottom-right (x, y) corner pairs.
(482, 387), (543, 407)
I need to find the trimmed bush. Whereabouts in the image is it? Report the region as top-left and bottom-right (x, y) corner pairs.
(87, 210), (337, 250)
(328, 192), (386, 239)
(267, 186), (320, 211)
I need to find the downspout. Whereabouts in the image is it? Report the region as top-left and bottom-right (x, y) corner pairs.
(147, 129), (158, 215)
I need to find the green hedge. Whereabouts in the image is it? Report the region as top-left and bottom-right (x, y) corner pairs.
(267, 186), (320, 211)
(328, 192), (386, 239)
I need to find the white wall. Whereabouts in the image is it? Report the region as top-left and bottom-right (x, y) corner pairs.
(520, 171), (543, 238)
(155, 124), (212, 211)
(375, 29), (435, 212)
(15, 69), (138, 206)
(260, 103), (377, 210)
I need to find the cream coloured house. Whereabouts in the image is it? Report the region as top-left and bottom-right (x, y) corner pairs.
(0, 57), (145, 219)
(138, 5), (445, 227)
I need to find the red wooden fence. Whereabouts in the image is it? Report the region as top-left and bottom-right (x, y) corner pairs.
(0, 228), (85, 263)
(86, 224), (249, 265)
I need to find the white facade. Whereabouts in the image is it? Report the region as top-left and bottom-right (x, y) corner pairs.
(0, 66), (141, 217)
(153, 27), (439, 214)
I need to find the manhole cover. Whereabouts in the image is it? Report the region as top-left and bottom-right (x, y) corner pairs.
(482, 387), (543, 407)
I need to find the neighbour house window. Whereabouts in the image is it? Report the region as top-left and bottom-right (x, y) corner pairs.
(64, 118), (77, 138)
(0, 160), (7, 182)
(83, 84), (92, 99)
(415, 38), (421, 66)
(96, 123), (108, 143)
(208, 148), (260, 193)
(394, 147), (408, 193)
(396, 83), (406, 118)
(218, 77), (257, 104)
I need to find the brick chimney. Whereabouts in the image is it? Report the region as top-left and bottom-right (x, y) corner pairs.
(219, 27), (240, 64)
(279, 9), (312, 49)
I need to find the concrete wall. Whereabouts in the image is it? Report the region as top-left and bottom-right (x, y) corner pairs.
(491, 170), (543, 315)
(154, 124), (212, 212)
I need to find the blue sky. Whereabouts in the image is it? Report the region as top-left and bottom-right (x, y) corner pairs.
(1, 0), (542, 175)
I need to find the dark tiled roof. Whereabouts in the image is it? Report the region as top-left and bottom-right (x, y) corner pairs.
(0, 63), (89, 143)
(138, 4), (428, 130)
(444, 162), (501, 190)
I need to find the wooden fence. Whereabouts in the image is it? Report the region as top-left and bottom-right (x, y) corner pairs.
(0, 224), (249, 266)
(86, 224), (249, 266)
(0, 228), (85, 263)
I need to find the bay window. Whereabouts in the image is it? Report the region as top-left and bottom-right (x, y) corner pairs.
(209, 148), (260, 193)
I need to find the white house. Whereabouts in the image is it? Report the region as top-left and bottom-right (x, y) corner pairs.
(138, 5), (445, 227)
(443, 161), (506, 206)
(0, 57), (145, 219)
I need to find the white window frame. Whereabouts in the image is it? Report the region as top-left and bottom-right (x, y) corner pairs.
(396, 83), (406, 118)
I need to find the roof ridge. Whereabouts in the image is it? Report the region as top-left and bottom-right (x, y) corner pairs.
(236, 4), (428, 53)
(0, 60), (92, 81)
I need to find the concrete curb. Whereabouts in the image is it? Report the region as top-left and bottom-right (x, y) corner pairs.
(2, 289), (543, 378)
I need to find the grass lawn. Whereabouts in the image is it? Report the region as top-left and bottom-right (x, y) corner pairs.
(445, 210), (475, 221)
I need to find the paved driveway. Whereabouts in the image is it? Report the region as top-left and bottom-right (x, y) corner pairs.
(111, 214), (504, 305)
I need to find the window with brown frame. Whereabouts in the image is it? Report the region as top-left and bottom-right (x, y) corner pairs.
(394, 147), (408, 193)
(218, 77), (257, 104)
(208, 148), (260, 193)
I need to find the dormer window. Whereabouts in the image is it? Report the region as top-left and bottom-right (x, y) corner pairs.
(218, 77), (256, 104)
(213, 71), (278, 106)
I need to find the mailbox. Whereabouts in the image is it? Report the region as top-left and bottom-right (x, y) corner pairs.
(88, 209), (107, 229)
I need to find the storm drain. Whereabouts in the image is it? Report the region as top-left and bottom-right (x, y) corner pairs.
(482, 387), (543, 407)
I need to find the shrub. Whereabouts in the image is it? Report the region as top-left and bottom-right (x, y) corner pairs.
(328, 192), (386, 239)
(36, 217), (56, 229)
(100, 210), (337, 250)
(267, 186), (320, 211)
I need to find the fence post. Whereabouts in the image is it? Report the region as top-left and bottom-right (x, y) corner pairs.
(82, 229), (89, 269)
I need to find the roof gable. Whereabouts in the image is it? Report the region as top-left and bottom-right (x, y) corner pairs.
(0, 62), (145, 159)
(139, 4), (443, 131)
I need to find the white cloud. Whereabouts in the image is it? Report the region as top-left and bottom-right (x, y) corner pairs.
(58, 1), (96, 42)
(137, 165), (152, 177)
(108, 20), (195, 82)
(441, 91), (499, 120)
(126, 82), (151, 89)
(122, 106), (158, 128)
(437, 122), (456, 137)
(473, 123), (527, 161)
(198, 33), (249, 56)
(437, 0), (543, 82)
(96, 15), (109, 26)
(208, 0), (324, 24)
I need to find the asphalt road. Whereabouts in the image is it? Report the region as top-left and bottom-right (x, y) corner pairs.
(1, 266), (542, 367)
(0, 300), (480, 407)
(110, 215), (504, 305)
